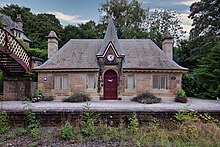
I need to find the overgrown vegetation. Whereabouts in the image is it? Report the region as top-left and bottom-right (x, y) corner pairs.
(60, 121), (73, 140)
(63, 93), (91, 103)
(1, 106), (220, 146)
(80, 103), (96, 137)
(0, 95), (8, 134)
(25, 109), (40, 137)
(131, 92), (161, 104)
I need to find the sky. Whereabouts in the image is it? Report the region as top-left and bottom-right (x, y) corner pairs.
(0, 0), (200, 37)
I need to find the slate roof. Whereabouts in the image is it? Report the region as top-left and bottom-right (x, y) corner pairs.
(97, 18), (124, 56)
(34, 39), (187, 71)
(0, 13), (30, 42)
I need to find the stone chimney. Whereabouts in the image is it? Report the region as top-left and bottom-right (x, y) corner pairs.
(46, 31), (59, 58)
(162, 32), (174, 60)
(15, 14), (23, 30)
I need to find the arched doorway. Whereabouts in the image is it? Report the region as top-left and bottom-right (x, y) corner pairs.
(104, 70), (117, 100)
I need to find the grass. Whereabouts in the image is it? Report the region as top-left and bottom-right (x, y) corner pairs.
(0, 117), (219, 146)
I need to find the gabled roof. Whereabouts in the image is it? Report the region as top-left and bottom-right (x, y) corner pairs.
(0, 13), (30, 42)
(34, 39), (187, 71)
(96, 18), (124, 57)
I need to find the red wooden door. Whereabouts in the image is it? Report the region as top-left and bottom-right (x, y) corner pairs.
(104, 70), (117, 100)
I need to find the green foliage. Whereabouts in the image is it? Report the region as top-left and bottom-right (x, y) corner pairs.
(63, 93), (91, 103)
(148, 8), (186, 47)
(16, 127), (28, 136)
(99, 0), (148, 39)
(33, 89), (42, 97)
(129, 113), (139, 136)
(175, 89), (187, 103)
(60, 121), (73, 140)
(42, 96), (54, 101)
(193, 42), (220, 99)
(131, 92), (161, 104)
(173, 105), (199, 123)
(189, 0), (220, 39)
(176, 89), (186, 98)
(25, 109), (40, 137)
(0, 110), (8, 134)
(80, 102), (96, 137)
(28, 48), (47, 61)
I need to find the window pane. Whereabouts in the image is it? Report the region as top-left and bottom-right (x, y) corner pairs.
(54, 76), (61, 89)
(153, 75), (159, 89)
(62, 76), (69, 89)
(127, 75), (134, 89)
(87, 75), (94, 89)
(160, 76), (166, 89)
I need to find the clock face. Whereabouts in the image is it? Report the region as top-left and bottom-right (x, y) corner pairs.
(107, 54), (115, 61)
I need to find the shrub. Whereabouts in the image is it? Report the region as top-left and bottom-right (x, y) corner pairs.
(16, 127), (28, 136)
(42, 96), (54, 101)
(80, 103), (96, 137)
(60, 121), (73, 140)
(63, 93), (91, 103)
(131, 92), (161, 104)
(129, 113), (139, 136)
(175, 89), (187, 103)
(0, 110), (8, 134)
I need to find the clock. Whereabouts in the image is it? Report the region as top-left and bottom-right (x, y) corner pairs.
(107, 54), (115, 61)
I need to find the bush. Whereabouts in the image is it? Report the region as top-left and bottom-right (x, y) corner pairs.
(60, 121), (73, 140)
(63, 93), (91, 103)
(131, 92), (161, 104)
(175, 89), (187, 103)
(42, 96), (54, 101)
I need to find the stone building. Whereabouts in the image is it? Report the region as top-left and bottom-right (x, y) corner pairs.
(0, 13), (30, 47)
(34, 18), (187, 101)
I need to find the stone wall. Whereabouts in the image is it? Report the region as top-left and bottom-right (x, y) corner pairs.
(38, 71), (182, 101)
(38, 71), (99, 100)
(3, 77), (32, 100)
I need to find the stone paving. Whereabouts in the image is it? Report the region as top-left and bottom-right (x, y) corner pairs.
(1, 98), (220, 113)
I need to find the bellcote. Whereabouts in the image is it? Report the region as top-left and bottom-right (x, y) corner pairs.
(97, 18), (124, 58)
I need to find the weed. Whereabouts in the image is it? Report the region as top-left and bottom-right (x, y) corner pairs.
(25, 109), (40, 137)
(172, 105), (199, 123)
(60, 121), (73, 140)
(0, 95), (8, 134)
(30, 128), (40, 138)
(129, 113), (138, 136)
(16, 127), (28, 136)
(80, 102), (96, 137)
(0, 110), (8, 134)
(29, 141), (39, 147)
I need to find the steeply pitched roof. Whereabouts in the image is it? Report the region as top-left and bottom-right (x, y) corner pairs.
(34, 39), (187, 71)
(97, 18), (124, 56)
(0, 13), (30, 42)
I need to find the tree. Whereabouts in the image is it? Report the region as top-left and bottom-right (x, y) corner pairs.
(176, 0), (220, 99)
(0, 5), (64, 49)
(99, 0), (185, 46)
(189, 0), (220, 39)
(148, 9), (186, 48)
(30, 13), (64, 49)
(194, 42), (220, 99)
(99, 0), (148, 39)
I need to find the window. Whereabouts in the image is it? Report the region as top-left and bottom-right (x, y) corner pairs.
(87, 74), (95, 89)
(153, 75), (166, 89)
(127, 75), (135, 89)
(54, 76), (69, 89)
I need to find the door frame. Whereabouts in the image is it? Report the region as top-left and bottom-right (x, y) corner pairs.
(103, 70), (118, 100)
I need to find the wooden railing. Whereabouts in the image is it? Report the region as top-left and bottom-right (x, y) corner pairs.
(0, 27), (31, 71)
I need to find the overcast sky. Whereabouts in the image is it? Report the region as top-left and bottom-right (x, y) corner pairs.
(0, 0), (200, 36)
